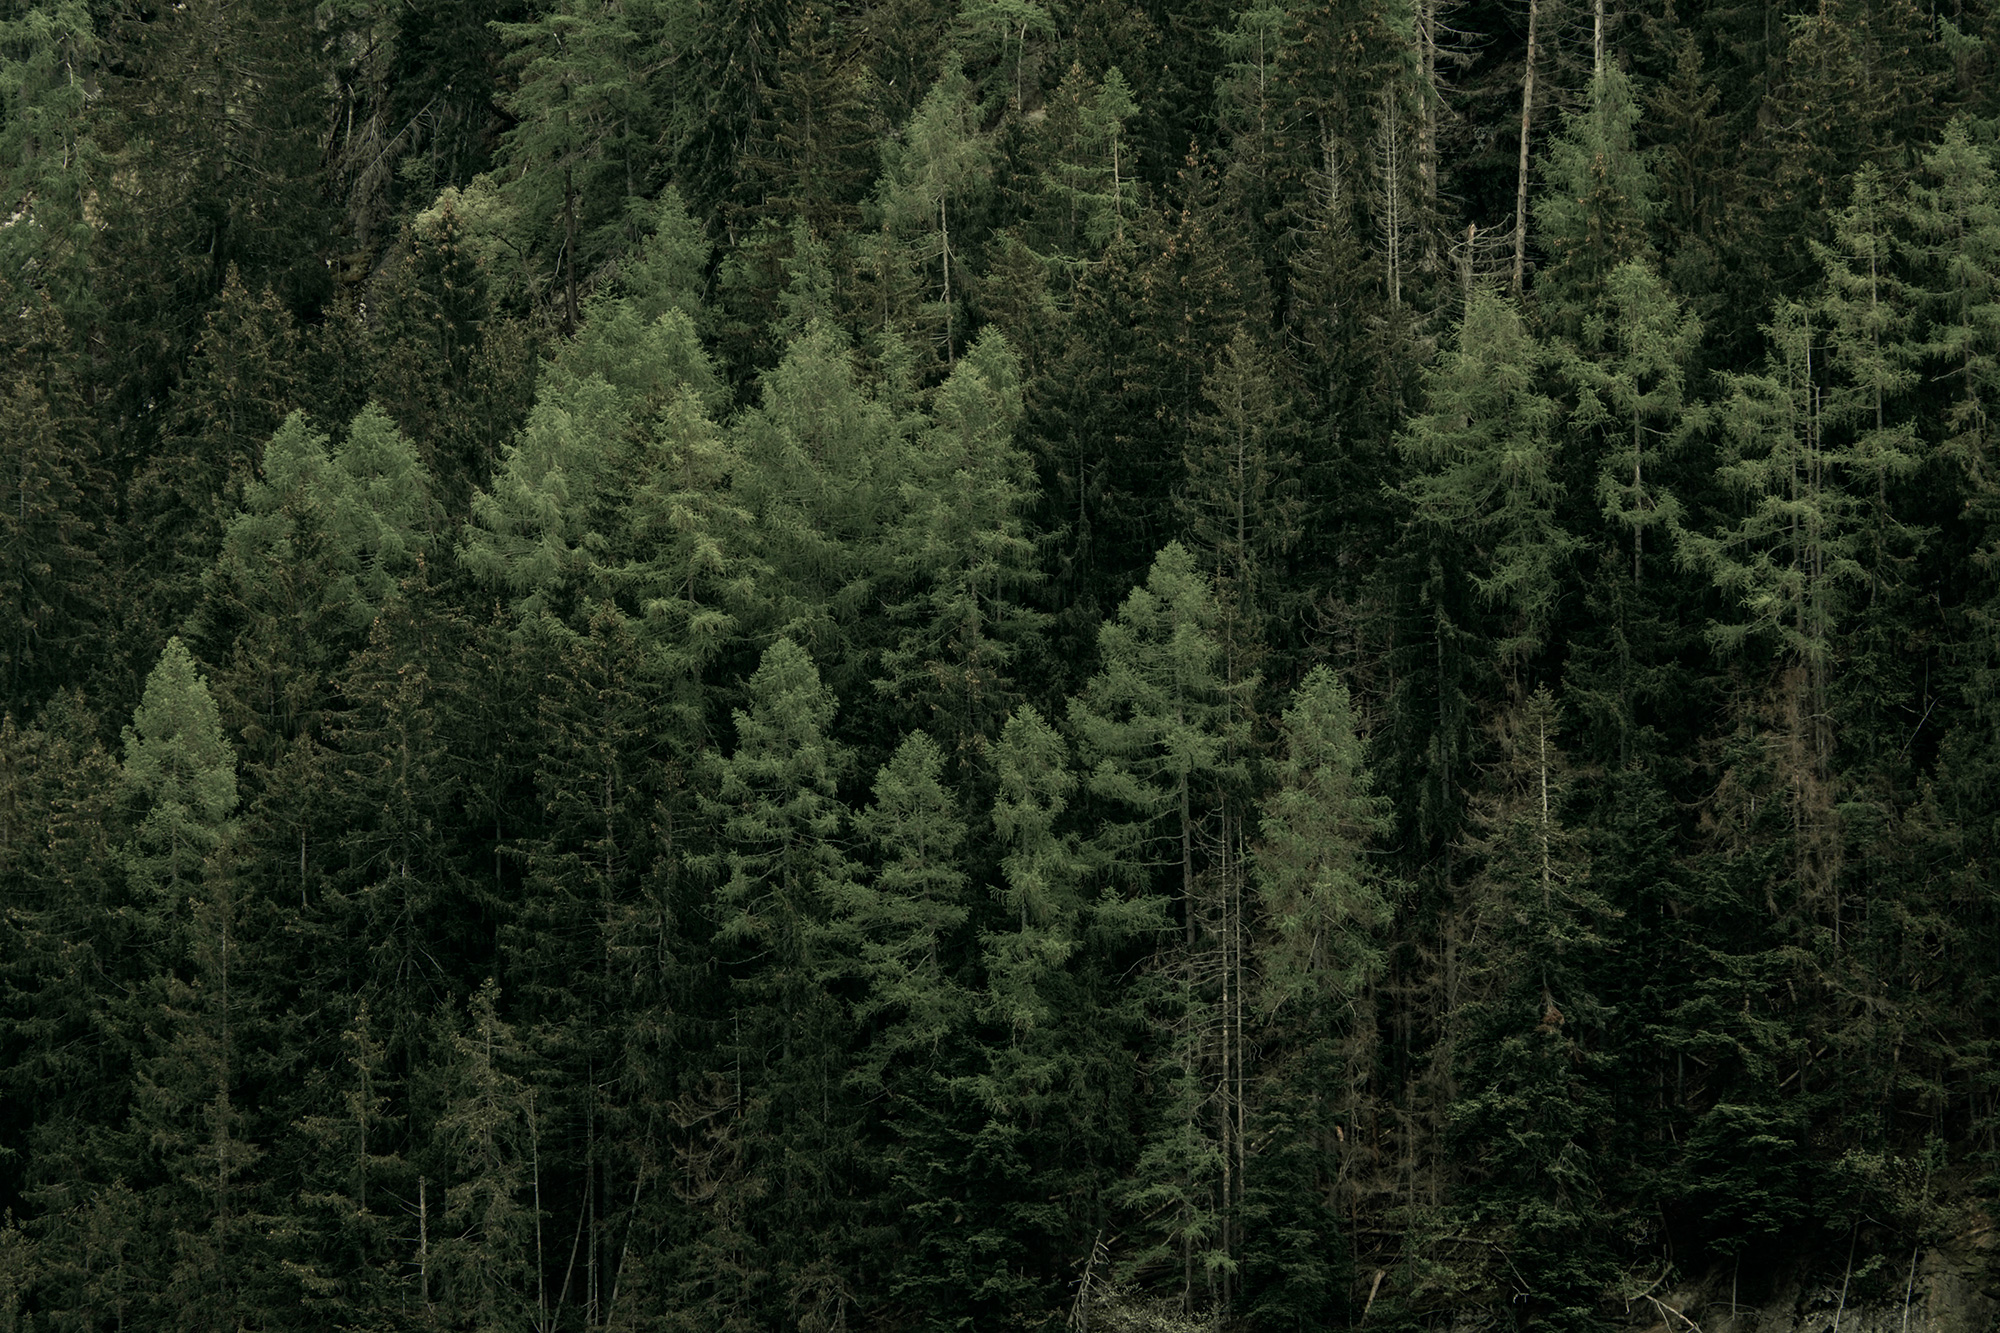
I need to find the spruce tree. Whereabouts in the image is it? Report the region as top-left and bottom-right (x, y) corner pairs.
(875, 56), (995, 366)
(1396, 287), (1574, 678)
(0, 2), (107, 322)
(1563, 259), (1703, 590)
(877, 329), (1045, 775)
(462, 372), (631, 633)
(1533, 67), (1656, 339)
(1068, 542), (1250, 1308)
(490, 0), (654, 331)
(123, 270), (299, 661)
(1448, 689), (1616, 1333)
(123, 638), (238, 903)
(693, 638), (859, 1326)
(1237, 665), (1392, 1333)
(839, 731), (972, 1082)
(0, 287), (101, 707)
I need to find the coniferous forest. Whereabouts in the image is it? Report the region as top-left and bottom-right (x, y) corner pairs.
(3, 0), (2000, 1328)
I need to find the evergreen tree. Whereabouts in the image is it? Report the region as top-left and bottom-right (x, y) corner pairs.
(1030, 63), (1141, 265)
(123, 638), (238, 903)
(691, 638), (860, 1327)
(1253, 666), (1392, 1008)
(1236, 666), (1391, 1333)
(1563, 259), (1703, 590)
(1068, 542), (1250, 1309)
(1176, 327), (1303, 692)
(877, 329), (1044, 775)
(731, 319), (909, 697)
(1533, 67), (1656, 339)
(623, 385), (762, 719)
(123, 270), (299, 663)
(1396, 287), (1574, 678)
(1448, 689), (1616, 1333)
(840, 731), (972, 1078)
(0, 287), (101, 706)
(733, 3), (882, 236)
(1678, 300), (1900, 907)
(0, 2), (107, 320)
(875, 56), (995, 365)
(370, 197), (535, 514)
(490, 0), (654, 331)
(462, 372), (630, 633)
(432, 979), (544, 1331)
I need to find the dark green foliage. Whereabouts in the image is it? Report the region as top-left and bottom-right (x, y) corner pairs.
(12, 6), (2000, 1331)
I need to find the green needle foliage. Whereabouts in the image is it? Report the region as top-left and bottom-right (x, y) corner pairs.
(123, 637), (237, 900)
(11, 6), (2000, 1329)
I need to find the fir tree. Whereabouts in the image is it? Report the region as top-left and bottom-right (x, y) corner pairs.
(123, 637), (238, 903)
(1533, 67), (1656, 339)
(1448, 689), (1616, 1333)
(1396, 287), (1575, 678)
(875, 57), (995, 365)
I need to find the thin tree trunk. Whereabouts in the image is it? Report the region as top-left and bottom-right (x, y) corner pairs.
(1513, 0), (1540, 295)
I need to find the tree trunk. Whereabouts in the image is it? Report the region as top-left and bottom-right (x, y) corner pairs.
(1514, 0), (1540, 295)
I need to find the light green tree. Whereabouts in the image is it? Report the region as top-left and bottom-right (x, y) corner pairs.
(838, 732), (972, 1071)
(1254, 666), (1392, 1009)
(876, 57), (995, 363)
(878, 329), (1044, 769)
(123, 637), (238, 899)
(1397, 288), (1577, 677)
(1564, 260), (1703, 587)
(462, 372), (629, 631)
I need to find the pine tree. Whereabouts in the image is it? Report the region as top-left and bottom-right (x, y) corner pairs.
(875, 57), (995, 365)
(1176, 328), (1303, 692)
(1678, 300), (1895, 908)
(432, 979), (545, 1331)
(1647, 30), (1750, 345)
(0, 286), (101, 707)
(123, 638), (238, 903)
(369, 197), (534, 514)
(123, 270), (299, 659)
(1533, 66), (1656, 339)
(326, 402), (438, 627)
(192, 411), (345, 773)
(1237, 666), (1390, 1333)
(1396, 287), (1575, 678)
(840, 731), (972, 1074)
(1254, 666), (1392, 1008)
(284, 1000), (413, 1325)
(1448, 689), (1616, 1333)
(490, 0), (654, 332)
(1563, 259), (1703, 589)
(877, 329), (1045, 775)
(731, 319), (909, 696)
(1030, 63), (1140, 266)
(733, 2), (881, 236)
(618, 187), (712, 329)
(1068, 542), (1250, 1309)
(0, 699), (130, 1327)
(462, 372), (631, 633)
(0, 2), (108, 321)
(1756, 0), (1948, 290)
(692, 638), (859, 1325)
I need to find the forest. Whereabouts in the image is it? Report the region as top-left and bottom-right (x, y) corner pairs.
(1, 0), (1998, 1328)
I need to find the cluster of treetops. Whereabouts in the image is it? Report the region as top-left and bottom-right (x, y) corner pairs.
(2, 0), (1999, 1328)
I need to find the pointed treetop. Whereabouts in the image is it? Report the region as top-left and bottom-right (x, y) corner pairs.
(123, 636), (237, 893)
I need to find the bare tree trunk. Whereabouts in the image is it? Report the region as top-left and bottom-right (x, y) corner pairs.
(1513, 0), (1540, 295)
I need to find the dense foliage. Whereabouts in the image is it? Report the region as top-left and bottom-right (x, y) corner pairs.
(3, 0), (1998, 1328)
